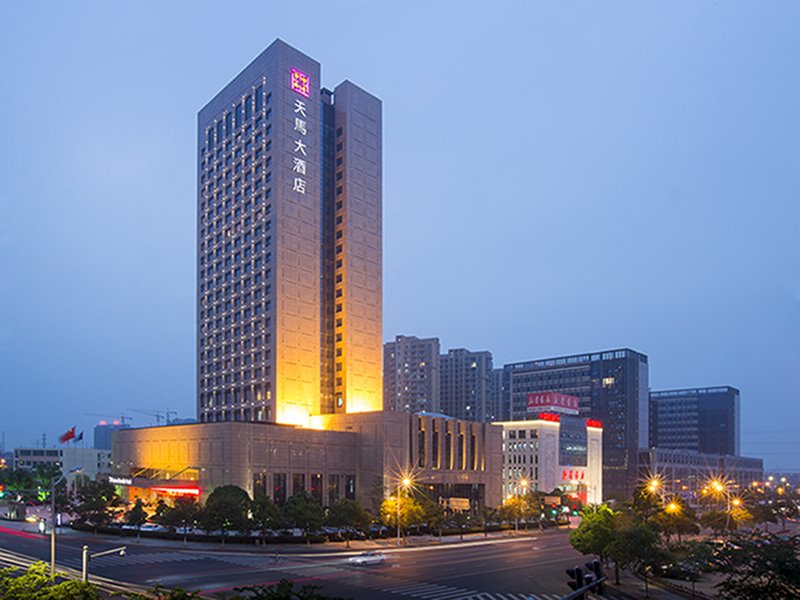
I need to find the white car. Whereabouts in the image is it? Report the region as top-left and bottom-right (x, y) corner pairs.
(348, 551), (387, 566)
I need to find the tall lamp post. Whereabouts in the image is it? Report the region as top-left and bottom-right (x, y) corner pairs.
(50, 466), (82, 578)
(396, 477), (411, 547)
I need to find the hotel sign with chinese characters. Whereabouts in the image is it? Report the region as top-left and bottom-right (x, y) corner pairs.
(290, 68), (310, 196)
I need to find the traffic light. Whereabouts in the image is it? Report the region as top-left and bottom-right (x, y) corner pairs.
(551, 503), (558, 516)
(585, 559), (605, 595)
(0, 484), (4, 498)
(566, 565), (585, 599)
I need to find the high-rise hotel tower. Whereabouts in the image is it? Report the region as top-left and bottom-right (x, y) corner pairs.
(197, 40), (382, 425)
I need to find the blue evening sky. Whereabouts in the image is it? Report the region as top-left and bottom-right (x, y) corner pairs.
(1, 2), (798, 470)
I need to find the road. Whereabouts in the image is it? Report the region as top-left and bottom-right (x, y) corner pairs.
(0, 524), (637, 599)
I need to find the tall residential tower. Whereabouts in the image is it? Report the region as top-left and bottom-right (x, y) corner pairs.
(197, 40), (382, 426)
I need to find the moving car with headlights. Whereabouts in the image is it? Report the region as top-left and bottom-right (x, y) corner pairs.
(348, 551), (387, 565)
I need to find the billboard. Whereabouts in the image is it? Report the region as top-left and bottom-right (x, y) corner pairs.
(526, 392), (579, 414)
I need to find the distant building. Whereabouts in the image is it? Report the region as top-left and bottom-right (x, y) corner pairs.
(439, 348), (493, 422)
(493, 412), (603, 505)
(489, 368), (504, 422)
(93, 421), (131, 451)
(501, 349), (649, 500)
(639, 447), (762, 504)
(383, 335), (440, 413)
(13, 447), (111, 486)
(649, 386), (740, 456)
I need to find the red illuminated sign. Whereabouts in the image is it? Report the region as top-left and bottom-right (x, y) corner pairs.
(562, 469), (586, 481)
(539, 412), (560, 423)
(527, 392), (579, 414)
(586, 419), (603, 429)
(151, 486), (201, 497)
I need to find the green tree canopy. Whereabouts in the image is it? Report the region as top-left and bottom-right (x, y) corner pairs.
(0, 562), (98, 599)
(73, 480), (122, 531)
(251, 492), (282, 539)
(569, 503), (616, 563)
(126, 498), (149, 538)
(713, 532), (800, 599)
(325, 498), (371, 547)
(200, 485), (252, 536)
(282, 491), (324, 537)
(379, 493), (423, 536)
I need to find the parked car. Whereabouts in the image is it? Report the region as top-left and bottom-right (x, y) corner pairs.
(348, 551), (387, 566)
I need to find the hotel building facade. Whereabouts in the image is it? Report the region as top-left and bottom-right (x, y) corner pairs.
(197, 39), (382, 426)
(113, 40), (502, 511)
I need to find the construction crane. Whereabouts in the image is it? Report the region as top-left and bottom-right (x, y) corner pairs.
(128, 409), (178, 426)
(84, 413), (132, 426)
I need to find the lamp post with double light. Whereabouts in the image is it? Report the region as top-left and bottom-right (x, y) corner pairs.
(50, 466), (82, 579)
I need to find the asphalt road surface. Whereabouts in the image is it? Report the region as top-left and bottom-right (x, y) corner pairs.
(0, 525), (632, 599)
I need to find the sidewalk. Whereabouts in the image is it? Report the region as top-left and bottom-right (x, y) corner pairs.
(608, 568), (721, 600)
(2, 516), (545, 555)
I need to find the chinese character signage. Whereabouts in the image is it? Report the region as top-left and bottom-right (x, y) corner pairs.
(290, 71), (310, 196)
(561, 469), (586, 481)
(527, 392), (579, 414)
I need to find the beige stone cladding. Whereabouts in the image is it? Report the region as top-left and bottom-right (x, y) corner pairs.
(316, 412), (502, 510)
(113, 413), (501, 509)
(113, 422), (357, 503)
(331, 81), (383, 415)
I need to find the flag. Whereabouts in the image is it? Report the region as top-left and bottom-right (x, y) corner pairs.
(74, 431), (84, 443)
(59, 427), (76, 444)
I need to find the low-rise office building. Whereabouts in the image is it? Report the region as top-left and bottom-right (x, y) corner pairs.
(493, 398), (603, 504)
(13, 447), (111, 486)
(112, 411), (502, 511)
(639, 447), (763, 502)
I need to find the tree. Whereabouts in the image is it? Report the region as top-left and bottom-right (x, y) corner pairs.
(250, 492), (282, 544)
(699, 509), (735, 534)
(126, 498), (149, 540)
(415, 494), (446, 539)
(282, 491), (324, 541)
(200, 485), (252, 541)
(522, 493), (543, 529)
(651, 498), (699, 542)
(0, 562), (98, 599)
(151, 499), (170, 526)
(162, 496), (201, 537)
(73, 480), (122, 532)
(325, 498), (371, 547)
(500, 496), (526, 531)
(379, 494), (423, 541)
(479, 506), (498, 537)
(1, 468), (36, 503)
(451, 510), (469, 540)
(232, 579), (348, 599)
(630, 483), (663, 522)
(713, 532), (800, 599)
(569, 504), (616, 565)
(750, 503), (778, 532)
(607, 517), (671, 595)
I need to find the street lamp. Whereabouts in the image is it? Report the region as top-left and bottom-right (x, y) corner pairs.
(50, 466), (82, 578)
(82, 545), (126, 583)
(396, 476), (412, 547)
(666, 501), (680, 515)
